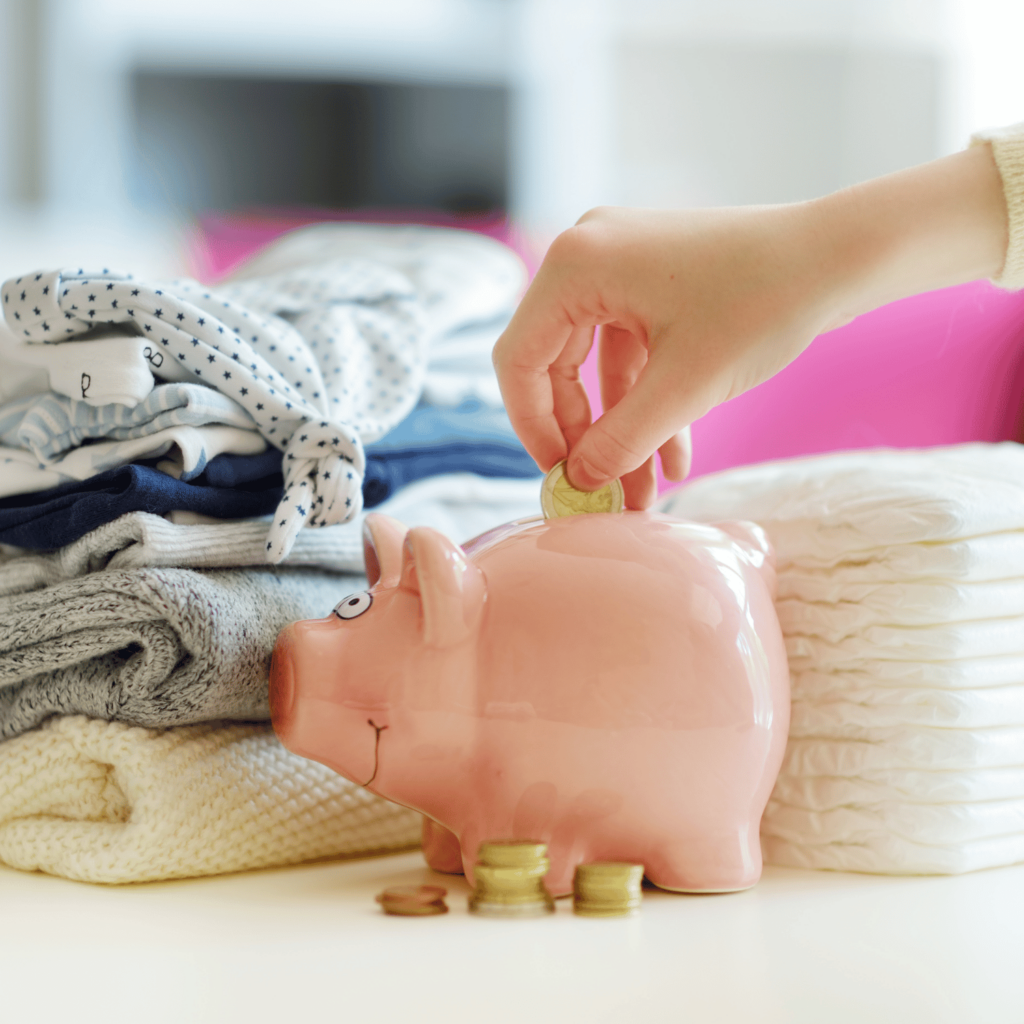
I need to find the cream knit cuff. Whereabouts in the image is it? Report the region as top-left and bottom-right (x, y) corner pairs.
(971, 122), (1024, 290)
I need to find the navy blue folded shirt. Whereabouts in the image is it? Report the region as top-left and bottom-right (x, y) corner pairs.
(0, 464), (284, 549)
(0, 398), (540, 549)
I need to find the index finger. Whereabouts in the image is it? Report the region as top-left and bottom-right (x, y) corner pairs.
(492, 273), (596, 472)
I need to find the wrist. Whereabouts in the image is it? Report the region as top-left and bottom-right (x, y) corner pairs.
(811, 145), (1008, 326)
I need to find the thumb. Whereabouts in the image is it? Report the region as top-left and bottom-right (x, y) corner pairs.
(565, 357), (702, 491)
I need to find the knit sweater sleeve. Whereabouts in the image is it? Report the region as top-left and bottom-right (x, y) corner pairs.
(971, 122), (1024, 290)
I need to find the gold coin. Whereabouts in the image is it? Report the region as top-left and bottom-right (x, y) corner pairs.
(573, 862), (644, 917)
(468, 840), (556, 917)
(540, 460), (625, 519)
(376, 884), (449, 916)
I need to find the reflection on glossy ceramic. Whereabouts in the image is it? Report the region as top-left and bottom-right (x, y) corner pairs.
(270, 511), (790, 896)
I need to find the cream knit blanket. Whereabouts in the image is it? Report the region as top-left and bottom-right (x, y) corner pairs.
(0, 716), (421, 883)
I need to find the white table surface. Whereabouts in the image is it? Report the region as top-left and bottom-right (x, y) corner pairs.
(2, 853), (1023, 1024)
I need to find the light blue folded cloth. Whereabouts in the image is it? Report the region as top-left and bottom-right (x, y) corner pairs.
(0, 384), (256, 467)
(362, 398), (540, 506)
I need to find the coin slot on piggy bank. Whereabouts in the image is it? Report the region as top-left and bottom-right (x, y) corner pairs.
(270, 507), (789, 897)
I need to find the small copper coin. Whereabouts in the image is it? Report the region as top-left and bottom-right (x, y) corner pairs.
(540, 460), (625, 519)
(376, 884), (449, 916)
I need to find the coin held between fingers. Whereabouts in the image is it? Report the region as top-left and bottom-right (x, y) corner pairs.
(540, 460), (625, 519)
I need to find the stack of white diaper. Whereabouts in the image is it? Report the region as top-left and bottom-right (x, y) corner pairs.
(660, 443), (1024, 874)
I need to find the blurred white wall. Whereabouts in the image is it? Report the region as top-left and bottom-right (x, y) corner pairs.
(510, 0), (616, 238)
(524, 0), (1024, 229)
(948, 0), (1024, 141)
(614, 0), (948, 211)
(0, 0), (1020, 243)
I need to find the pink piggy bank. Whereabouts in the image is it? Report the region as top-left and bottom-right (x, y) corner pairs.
(270, 510), (789, 896)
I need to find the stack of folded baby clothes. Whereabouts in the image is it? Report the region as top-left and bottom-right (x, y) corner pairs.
(0, 223), (543, 884)
(661, 443), (1024, 875)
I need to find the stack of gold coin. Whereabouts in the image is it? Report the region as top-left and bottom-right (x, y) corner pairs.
(375, 884), (449, 916)
(572, 862), (644, 917)
(468, 840), (556, 917)
(540, 459), (625, 519)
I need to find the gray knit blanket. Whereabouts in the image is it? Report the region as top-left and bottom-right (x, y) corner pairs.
(0, 566), (362, 740)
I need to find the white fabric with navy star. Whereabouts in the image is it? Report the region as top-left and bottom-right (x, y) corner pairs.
(1, 264), (424, 562)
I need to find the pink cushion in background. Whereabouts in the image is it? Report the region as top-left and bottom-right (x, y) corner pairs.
(581, 280), (1024, 490)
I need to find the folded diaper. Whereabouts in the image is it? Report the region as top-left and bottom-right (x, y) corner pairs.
(663, 443), (1024, 560)
(777, 534), (1024, 590)
(777, 578), (1024, 636)
(772, 767), (1024, 807)
(660, 442), (1024, 875)
(789, 654), (1024, 690)
(781, 728), (1024, 774)
(786, 615), (1024, 665)
(762, 816), (1024, 875)
(767, 796), (1024, 847)
(0, 563), (359, 739)
(0, 715), (420, 883)
(769, 758), (1024, 874)
(790, 683), (1024, 732)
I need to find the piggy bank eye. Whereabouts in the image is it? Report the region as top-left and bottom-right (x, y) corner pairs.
(334, 591), (373, 620)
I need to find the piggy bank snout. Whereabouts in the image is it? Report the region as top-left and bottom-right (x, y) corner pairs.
(267, 618), (382, 788)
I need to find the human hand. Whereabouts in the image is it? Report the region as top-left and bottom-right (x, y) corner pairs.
(493, 146), (1006, 509)
(493, 202), (847, 507)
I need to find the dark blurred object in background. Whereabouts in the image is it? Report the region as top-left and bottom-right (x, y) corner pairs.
(130, 73), (508, 216)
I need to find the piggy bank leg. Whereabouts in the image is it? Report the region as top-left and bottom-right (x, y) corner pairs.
(421, 818), (465, 875)
(540, 834), (578, 897)
(540, 859), (575, 899)
(645, 826), (763, 893)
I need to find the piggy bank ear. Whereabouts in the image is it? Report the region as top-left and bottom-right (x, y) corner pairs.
(363, 514), (409, 589)
(714, 520), (777, 599)
(399, 527), (486, 648)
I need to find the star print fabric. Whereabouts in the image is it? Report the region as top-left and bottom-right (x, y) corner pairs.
(2, 266), (425, 561)
(213, 260), (427, 442)
(224, 223), (529, 414)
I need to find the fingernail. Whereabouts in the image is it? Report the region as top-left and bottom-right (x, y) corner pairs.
(567, 455), (605, 491)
